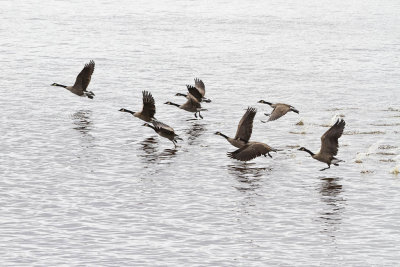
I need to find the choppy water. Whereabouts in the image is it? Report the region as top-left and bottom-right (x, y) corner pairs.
(1, 0), (400, 266)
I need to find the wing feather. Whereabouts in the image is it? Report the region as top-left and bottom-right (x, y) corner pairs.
(319, 119), (345, 156)
(194, 78), (205, 96)
(234, 107), (257, 142)
(152, 120), (175, 135)
(268, 104), (290, 121)
(141, 91), (156, 118)
(227, 142), (271, 161)
(186, 85), (203, 102)
(73, 60), (95, 91)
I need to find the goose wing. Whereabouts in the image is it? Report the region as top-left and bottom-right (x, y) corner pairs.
(141, 91), (156, 118)
(194, 78), (205, 96)
(234, 107), (257, 142)
(73, 60), (95, 91)
(319, 119), (345, 156)
(152, 120), (175, 135)
(268, 104), (290, 121)
(186, 85), (203, 102)
(227, 142), (271, 161)
(181, 93), (201, 110)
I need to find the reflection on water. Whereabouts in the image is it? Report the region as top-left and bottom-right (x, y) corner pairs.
(186, 122), (206, 145)
(228, 163), (271, 192)
(229, 163), (271, 217)
(140, 137), (158, 161)
(71, 110), (92, 135)
(317, 176), (345, 237)
(138, 137), (178, 168)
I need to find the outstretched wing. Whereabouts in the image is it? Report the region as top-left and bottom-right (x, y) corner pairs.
(73, 60), (95, 91)
(186, 93), (201, 109)
(319, 119), (345, 156)
(194, 78), (205, 96)
(186, 85), (203, 102)
(141, 91), (156, 118)
(152, 120), (175, 135)
(268, 104), (290, 121)
(227, 142), (271, 161)
(234, 107), (257, 142)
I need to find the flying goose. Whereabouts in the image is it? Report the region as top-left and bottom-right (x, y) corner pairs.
(175, 78), (211, 103)
(119, 91), (156, 122)
(143, 120), (182, 147)
(215, 107), (257, 148)
(164, 93), (206, 119)
(227, 142), (278, 162)
(51, 60), (95, 99)
(298, 119), (345, 171)
(258, 100), (299, 121)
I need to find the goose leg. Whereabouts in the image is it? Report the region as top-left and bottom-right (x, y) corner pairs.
(84, 92), (94, 99)
(268, 152), (272, 158)
(194, 112), (198, 118)
(319, 165), (330, 171)
(198, 111), (203, 119)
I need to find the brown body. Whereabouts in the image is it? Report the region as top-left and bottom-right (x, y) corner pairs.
(258, 100), (299, 121)
(51, 60), (95, 99)
(215, 107), (257, 148)
(298, 119), (345, 171)
(143, 121), (182, 147)
(176, 78), (211, 103)
(227, 141), (278, 161)
(165, 93), (204, 119)
(119, 91), (156, 122)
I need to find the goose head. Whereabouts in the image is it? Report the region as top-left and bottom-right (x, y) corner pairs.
(258, 100), (272, 105)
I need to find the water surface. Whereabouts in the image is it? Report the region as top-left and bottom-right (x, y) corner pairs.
(1, 0), (400, 266)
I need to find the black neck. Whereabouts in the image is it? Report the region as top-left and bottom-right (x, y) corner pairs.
(176, 93), (187, 97)
(169, 102), (180, 107)
(146, 124), (156, 131)
(302, 148), (315, 156)
(54, 83), (67, 88)
(263, 101), (272, 106)
(219, 133), (229, 139)
(122, 109), (135, 115)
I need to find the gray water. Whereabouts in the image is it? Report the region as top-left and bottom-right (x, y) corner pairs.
(1, 0), (400, 266)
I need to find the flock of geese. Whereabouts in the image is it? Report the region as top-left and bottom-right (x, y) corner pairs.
(51, 60), (346, 171)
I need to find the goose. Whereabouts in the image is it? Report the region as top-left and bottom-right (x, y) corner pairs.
(215, 107), (257, 148)
(258, 100), (299, 121)
(175, 78), (211, 103)
(298, 119), (345, 171)
(51, 60), (95, 99)
(143, 120), (182, 147)
(227, 142), (278, 162)
(119, 91), (156, 122)
(164, 93), (205, 119)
